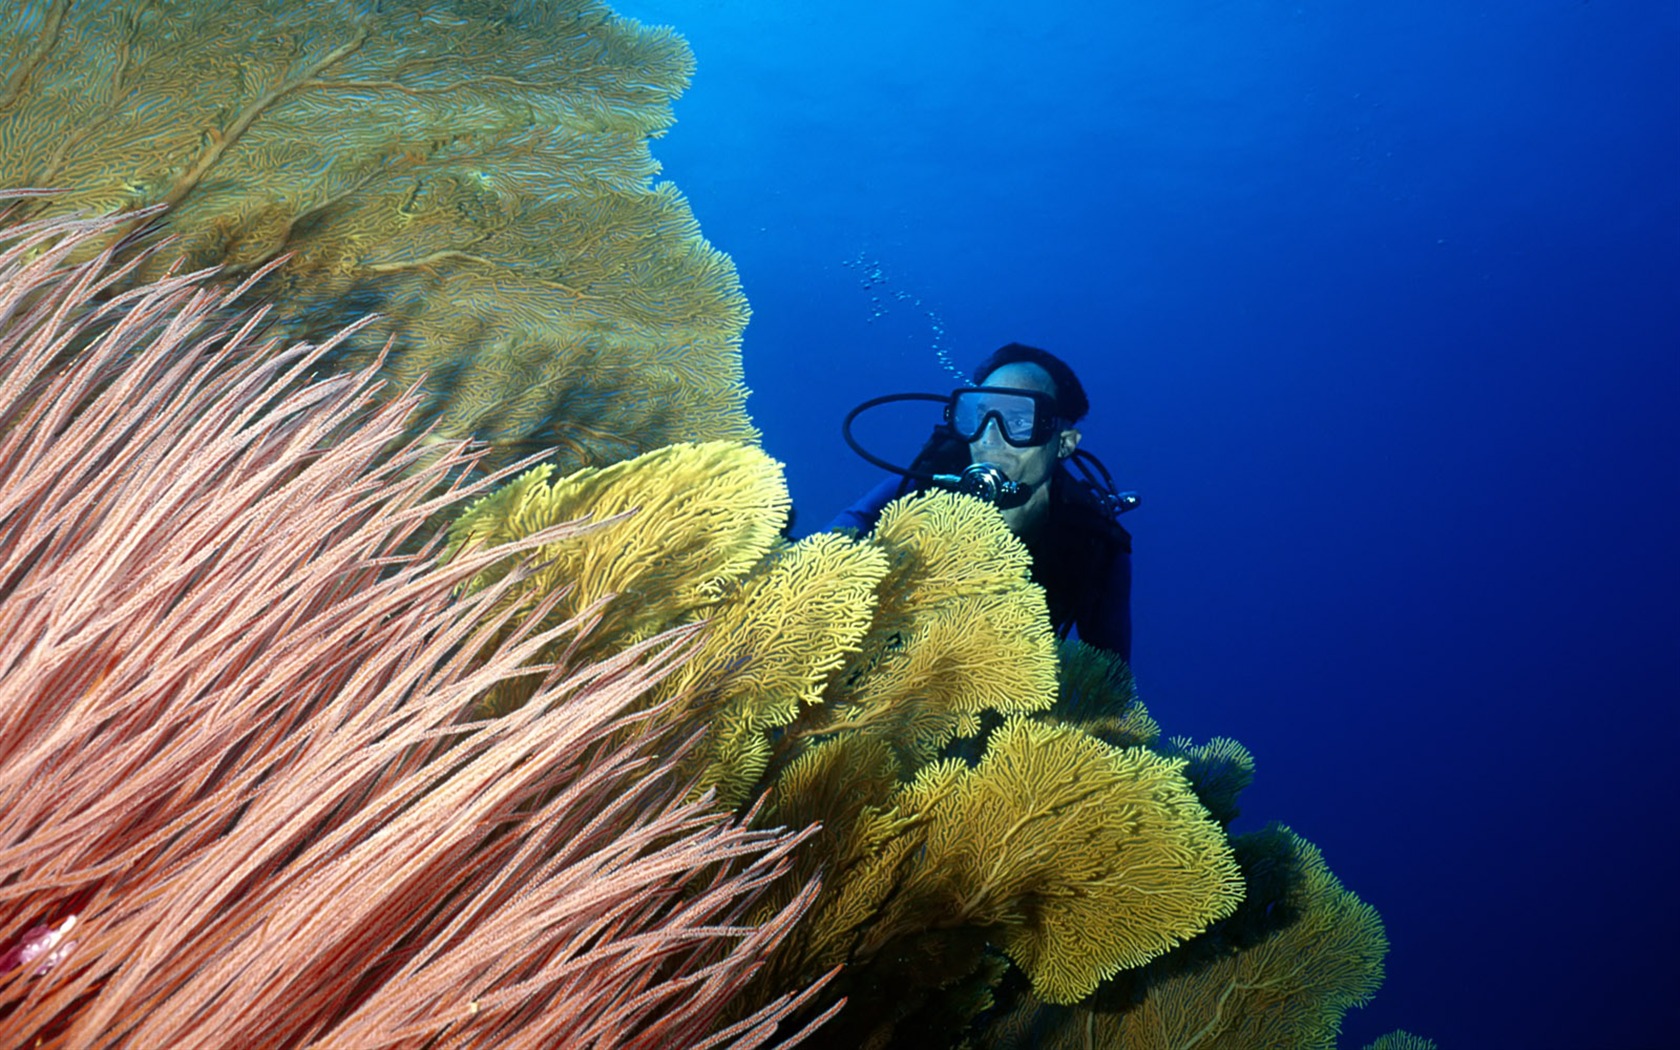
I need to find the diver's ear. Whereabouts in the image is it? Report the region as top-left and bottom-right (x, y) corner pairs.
(1058, 428), (1082, 459)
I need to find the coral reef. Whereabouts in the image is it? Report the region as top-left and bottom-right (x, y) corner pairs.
(1, 1), (1408, 1042)
(0, 208), (824, 1049)
(0, 0), (752, 476)
(0, 198), (1400, 1046)
(1363, 1033), (1440, 1050)
(772, 719), (1244, 1006)
(976, 826), (1388, 1050)
(450, 463), (1248, 1047)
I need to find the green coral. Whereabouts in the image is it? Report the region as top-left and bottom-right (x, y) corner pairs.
(1042, 639), (1159, 747)
(1364, 1033), (1439, 1050)
(1, 0), (752, 476)
(1157, 735), (1256, 829)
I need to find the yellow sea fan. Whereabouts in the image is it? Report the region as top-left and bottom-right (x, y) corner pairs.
(445, 441), (788, 708)
(982, 827), (1388, 1049)
(743, 719), (1244, 1032)
(903, 719), (1245, 1005)
(815, 491), (1059, 760)
(848, 595), (1057, 715)
(660, 532), (890, 806)
(764, 735), (905, 856)
(870, 490), (1042, 608)
(798, 803), (926, 972)
(1132, 829), (1387, 1048)
(748, 735), (912, 976)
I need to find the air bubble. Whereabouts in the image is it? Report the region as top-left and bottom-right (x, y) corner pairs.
(845, 251), (965, 383)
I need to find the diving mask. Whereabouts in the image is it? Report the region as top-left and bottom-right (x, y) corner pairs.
(945, 386), (1067, 448)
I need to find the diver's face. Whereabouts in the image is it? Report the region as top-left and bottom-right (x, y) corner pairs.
(967, 362), (1067, 487)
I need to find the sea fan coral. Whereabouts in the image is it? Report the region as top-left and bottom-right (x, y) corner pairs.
(446, 463), (1250, 1047)
(804, 490), (1064, 765)
(978, 826), (1387, 1050)
(757, 720), (1241, 1018)
(0, 206), (829, 1049)
(1363, 1033), (1439, 1050)
(448, 449), (890, 803)
(0, 0), (754, 476)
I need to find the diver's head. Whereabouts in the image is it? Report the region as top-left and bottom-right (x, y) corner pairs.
(961, 344), (1084, 497)
(972, 342), (1090, 424)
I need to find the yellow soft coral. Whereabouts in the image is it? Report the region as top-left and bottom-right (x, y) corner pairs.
(451, 442), (785, 630)
(981, 827), (1387, 1049)
(903, 719), (1243, 1004)
(702, 492), (1244, 1043)
(1098, 831), (1385, 1047)
(808, 491), (1060, 764)
(656, 532), (889, 806)
(753, 719), (1242, 1031)
(446, 441), (788, 711)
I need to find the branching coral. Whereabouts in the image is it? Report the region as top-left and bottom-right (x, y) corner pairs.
(806, 491), (1063, 766)
(444, 466), (1247, 1047)
(1041, 639), (1160, 747)
(979, 826), (1388, 1050)
(0, 0), (753, 476)
(0, 207), (827, 1050)
(445, 441), (794, 716)
(1363, 1033), (1439, 1050)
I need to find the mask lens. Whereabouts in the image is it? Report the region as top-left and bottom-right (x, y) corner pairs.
(951, 390), (1043, 445)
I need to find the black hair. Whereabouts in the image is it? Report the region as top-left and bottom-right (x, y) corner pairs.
(969, 342), (1090, 424)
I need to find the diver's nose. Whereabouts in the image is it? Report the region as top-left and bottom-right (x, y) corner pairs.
(973, 418), (1008, 449)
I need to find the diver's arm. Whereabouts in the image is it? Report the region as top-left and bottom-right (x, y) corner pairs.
(1077, 549), (1133, 664)
(823, 476), (902, 535)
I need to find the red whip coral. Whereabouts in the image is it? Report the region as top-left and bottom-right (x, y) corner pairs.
(0, 204), (832, 1049)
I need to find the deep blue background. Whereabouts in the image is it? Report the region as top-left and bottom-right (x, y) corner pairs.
(613, 2), (1678, 1046)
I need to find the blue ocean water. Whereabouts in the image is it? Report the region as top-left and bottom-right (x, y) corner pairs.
(613, 2), (1678, 1047)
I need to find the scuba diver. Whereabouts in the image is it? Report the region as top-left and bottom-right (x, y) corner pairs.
(828, 342), (1137, 662)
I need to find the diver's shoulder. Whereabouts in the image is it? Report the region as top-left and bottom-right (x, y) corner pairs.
(1052, 469), (1133, 551)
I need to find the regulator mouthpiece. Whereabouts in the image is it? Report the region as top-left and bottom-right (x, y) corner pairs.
(930, 462), (1034, 510)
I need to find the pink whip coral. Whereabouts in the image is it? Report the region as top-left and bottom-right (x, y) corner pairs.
(0, 203), (831, 1049)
